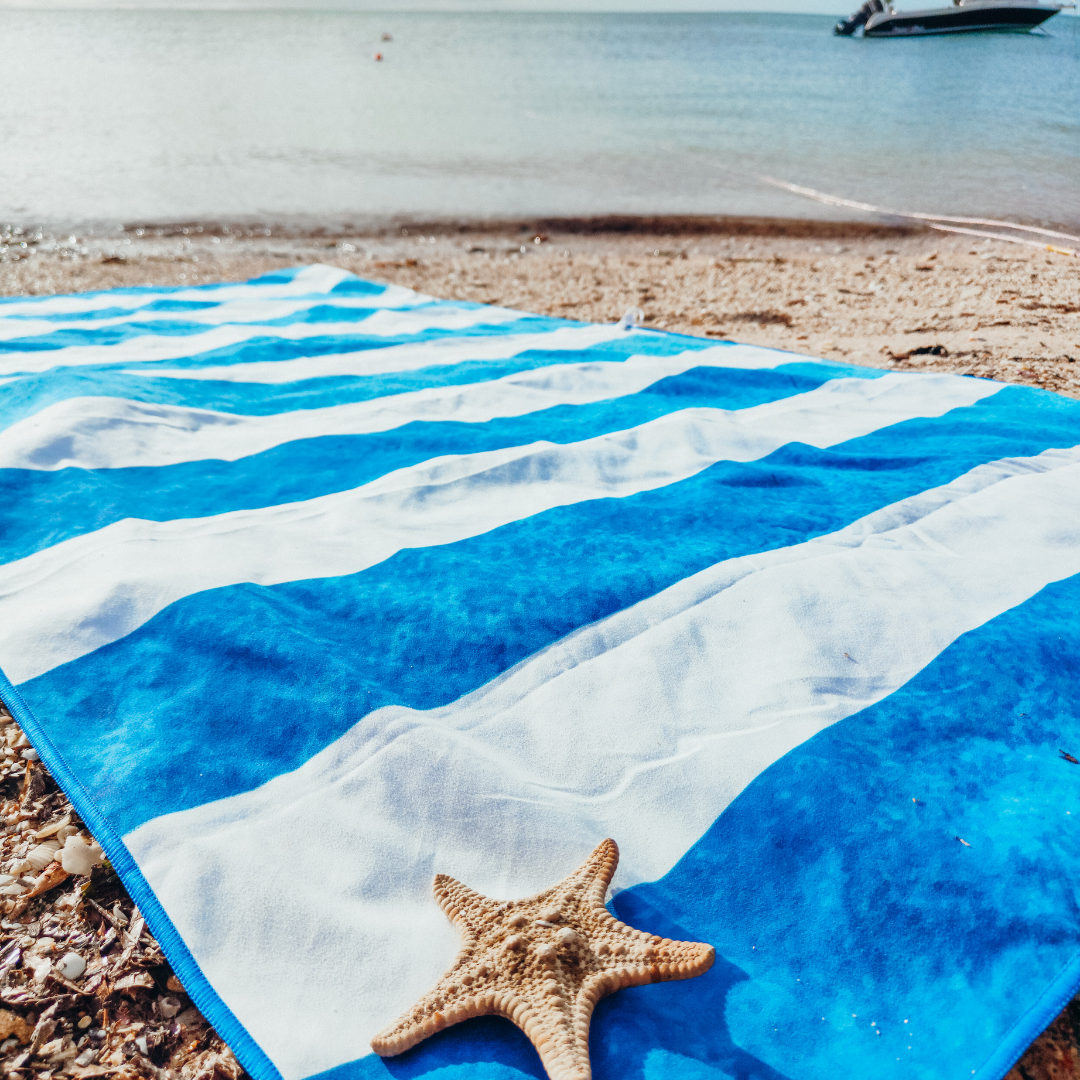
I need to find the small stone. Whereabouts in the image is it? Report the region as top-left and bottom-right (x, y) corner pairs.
(56, 952), (86, 980)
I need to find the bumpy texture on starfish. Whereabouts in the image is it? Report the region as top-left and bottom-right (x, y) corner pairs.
(370, 838), (715, 1080)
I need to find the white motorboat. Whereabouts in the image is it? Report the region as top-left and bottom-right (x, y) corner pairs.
(834, 0), (1071, 35)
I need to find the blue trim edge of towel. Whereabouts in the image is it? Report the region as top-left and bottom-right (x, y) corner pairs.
(0, 669), (282, 1080)
(973, 945), (1080, 1080)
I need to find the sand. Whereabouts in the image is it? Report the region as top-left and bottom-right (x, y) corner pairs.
(2, 217), (1078, 398)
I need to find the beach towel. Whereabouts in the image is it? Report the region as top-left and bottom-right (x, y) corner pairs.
(1, 264), (1079, 1080)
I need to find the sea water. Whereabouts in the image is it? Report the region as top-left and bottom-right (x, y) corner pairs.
(0, 9), (1076, 227)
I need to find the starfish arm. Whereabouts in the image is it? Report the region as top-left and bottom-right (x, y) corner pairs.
(433, 872), (491, 941)
(370, 969), (500, 1057)
(563, 838), (619, 907)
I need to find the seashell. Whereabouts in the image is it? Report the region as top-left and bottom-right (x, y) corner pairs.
(34, 813), (71, 840)
(0, 884), (24, 897)
(26, 956), (51, 983)
(60, 835), (104, 876)
(26, 840), (60, 872)
(56, 952), (86, 981)
(158, 996), (182, 1020)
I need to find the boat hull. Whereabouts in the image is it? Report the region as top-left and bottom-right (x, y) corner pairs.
(864, 2), (1060, 33)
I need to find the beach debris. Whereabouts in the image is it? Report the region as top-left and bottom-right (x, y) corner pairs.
(55, 951), (86, 980)
(381, 31), (392, 40)
(0, 707), (251, 1080)
(730, 310), (794, 328)
(34, 811), (71, 839)
(375, 52), (383, 61)
(890, 344), (950, 361)
(25, 860), (69, 897)
(956, 836), (972, 847)
(371, 838), (714, 1080)
(159, 994), (183, 1019)
(618, 307), (644, 330)
(26, 839), (62, 871)
(1059, 750), (1079, 765)
(61, 833), (105, 875)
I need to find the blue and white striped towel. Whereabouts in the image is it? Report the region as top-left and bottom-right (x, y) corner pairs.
(1, 264), (1079, 1080)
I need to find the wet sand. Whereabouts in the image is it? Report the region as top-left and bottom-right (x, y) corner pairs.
(1, 216), (1078, 397)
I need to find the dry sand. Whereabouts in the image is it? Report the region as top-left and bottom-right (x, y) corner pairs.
(2, 217), (1078, 397)
(0, 217), (1078, 1079)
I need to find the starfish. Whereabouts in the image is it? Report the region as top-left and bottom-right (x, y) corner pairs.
(370, 838), (715, 1080)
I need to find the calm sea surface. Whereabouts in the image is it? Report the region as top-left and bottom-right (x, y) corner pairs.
(0, 10), (1077, 228)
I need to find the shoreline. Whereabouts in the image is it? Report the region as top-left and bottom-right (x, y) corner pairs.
(7, 213), (1080, 240)
(2, 220), (1077, 397)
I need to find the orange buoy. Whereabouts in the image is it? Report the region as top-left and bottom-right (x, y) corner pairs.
(375, 52), (383, 61)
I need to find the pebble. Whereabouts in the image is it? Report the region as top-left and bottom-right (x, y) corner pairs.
(20, 749), (38, 761)
(56, 951), (86, 980)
